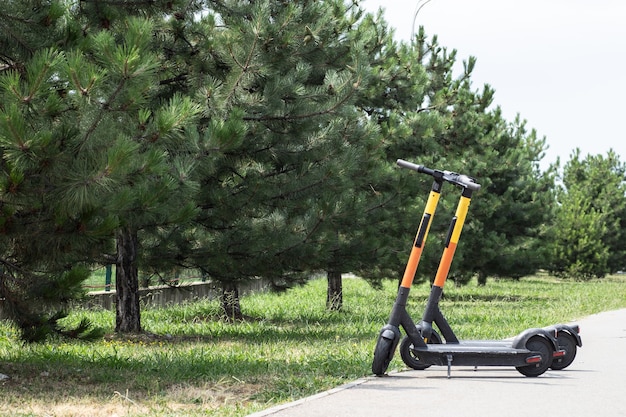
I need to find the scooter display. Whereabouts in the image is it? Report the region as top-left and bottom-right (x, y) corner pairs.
(372, 159), (581, 378)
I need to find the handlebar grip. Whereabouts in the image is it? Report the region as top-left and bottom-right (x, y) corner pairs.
(396, 159), (481, 191)
(396, 159), (434, 175)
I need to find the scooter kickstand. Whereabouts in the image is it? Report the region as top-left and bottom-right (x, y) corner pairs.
(446, 354), (453, 379)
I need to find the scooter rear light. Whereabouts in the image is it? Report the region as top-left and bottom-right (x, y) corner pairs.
(553, 350), (566, 358)
(525, 355), (542, 364)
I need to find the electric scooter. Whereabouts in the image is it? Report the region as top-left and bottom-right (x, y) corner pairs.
(372, 159), (582, 378)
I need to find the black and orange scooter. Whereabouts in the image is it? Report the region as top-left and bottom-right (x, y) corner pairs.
(372, 159), (581, 378)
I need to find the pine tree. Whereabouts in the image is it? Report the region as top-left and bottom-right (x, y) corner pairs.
(0, 1), (206, 337)
(351, 27), (469, 285)
(546, 150), (626, 278)
(67, 4), (206, 333)
(274, 6), (393, 311)
(0, 1), (111, 340)
(354, 26), (556, 287)
(177, 0), (387, 315)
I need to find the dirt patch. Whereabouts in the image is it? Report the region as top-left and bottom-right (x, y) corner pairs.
(166, 380), (262, 407)
(0, 375), (263, 416)
(17, 400), (150, 417)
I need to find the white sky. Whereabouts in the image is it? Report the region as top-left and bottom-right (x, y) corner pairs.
(360, 0), (626, 170)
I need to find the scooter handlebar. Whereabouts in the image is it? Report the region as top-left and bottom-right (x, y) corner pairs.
(396, 159), (434, 175)
(396, 159), (481, 191)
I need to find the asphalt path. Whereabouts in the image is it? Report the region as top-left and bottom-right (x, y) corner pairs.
(249, 308), (626, 417)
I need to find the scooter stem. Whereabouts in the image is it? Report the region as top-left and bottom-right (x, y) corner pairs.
(433, 186), (474, 288)
(400, 179), (442, 288)
(422, 185), (476, 329)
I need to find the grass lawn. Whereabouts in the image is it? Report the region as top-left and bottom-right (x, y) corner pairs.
(1, 274), (625, 416)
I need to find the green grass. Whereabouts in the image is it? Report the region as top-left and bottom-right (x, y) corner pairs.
(1, 275), (626, 416)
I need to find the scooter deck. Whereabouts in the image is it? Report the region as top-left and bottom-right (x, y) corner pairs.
(410, 344), (538, 367)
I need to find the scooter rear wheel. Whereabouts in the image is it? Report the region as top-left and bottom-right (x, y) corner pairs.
(550, 332), (577, 370)
(399, 330), (442, 370)
(372, 335), (396, 376)
(516, 335), (553, 377)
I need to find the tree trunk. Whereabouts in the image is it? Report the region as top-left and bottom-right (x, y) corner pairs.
(326, 270), (343, 311)
(221, 281), (243, 321)
(477, 272), (487, 286)
(115, 227), (142, 333)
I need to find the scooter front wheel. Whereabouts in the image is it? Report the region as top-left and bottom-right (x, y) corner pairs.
(399, 330), (442, 370)
(372, 328), (400, 376)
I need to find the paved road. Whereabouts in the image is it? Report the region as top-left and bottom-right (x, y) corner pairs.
(249, 308), (626, 417)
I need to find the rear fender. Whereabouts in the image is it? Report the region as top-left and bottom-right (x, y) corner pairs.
(511, 328), (559, 352)
(544, 324), (582, 347)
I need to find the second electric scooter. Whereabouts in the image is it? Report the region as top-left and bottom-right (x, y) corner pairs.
(372, 159), (582, 378)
